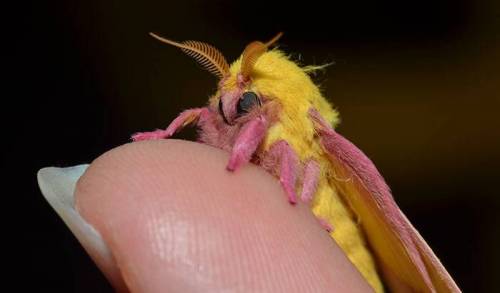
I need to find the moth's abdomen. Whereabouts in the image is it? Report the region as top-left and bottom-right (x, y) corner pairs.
(311, 172), (384, 292)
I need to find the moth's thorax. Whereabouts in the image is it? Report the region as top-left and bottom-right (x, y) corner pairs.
(234, 50), (339, 123)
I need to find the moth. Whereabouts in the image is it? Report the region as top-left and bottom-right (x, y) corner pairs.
(132, 32), (460, 292)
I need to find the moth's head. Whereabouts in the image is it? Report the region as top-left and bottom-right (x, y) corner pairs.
(150, 32), (337, 126)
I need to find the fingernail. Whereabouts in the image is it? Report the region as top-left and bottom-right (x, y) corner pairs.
(37, 165), (126, 291)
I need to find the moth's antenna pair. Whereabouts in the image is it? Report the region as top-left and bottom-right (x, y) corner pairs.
(149, 32), (283, 80)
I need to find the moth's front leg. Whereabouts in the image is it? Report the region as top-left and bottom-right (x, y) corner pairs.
(226, 115), (268, 172)
(132, 107), (209, 141)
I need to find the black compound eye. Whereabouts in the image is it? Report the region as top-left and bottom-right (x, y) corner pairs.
(237, 91), (261, 115)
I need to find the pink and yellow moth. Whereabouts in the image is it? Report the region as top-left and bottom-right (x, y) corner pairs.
(132, 32), (460, 293)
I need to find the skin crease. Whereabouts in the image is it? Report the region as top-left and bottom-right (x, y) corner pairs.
(75, 140), (372, 293)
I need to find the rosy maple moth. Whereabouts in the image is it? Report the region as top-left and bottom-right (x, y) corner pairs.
(132, 32), (460, 293)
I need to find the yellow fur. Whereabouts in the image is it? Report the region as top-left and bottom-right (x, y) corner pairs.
(225, 50), (384, 292)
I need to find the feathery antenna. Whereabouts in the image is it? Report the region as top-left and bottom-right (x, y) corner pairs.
(240, 32), (283, 80)
(149, 32), (230, 79)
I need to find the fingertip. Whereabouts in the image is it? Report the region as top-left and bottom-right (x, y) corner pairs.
(75, 140), (371, 292)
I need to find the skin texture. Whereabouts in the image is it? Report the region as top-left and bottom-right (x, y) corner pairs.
(75, 140), (372, 293)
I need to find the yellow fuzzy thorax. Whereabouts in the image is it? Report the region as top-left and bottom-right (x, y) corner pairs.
(223, 50), (384, 292)
(225, 50), (339, 159)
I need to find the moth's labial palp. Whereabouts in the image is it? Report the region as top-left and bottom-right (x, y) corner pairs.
(218, 98), (229, 124)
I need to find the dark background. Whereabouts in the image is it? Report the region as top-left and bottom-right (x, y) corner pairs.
(8, 0), (499, 291)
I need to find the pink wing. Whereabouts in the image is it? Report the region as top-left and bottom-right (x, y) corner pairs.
(309, 109), (460, 293)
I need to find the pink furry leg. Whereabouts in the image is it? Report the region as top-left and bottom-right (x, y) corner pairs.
(132, 107), (208, 141)
(226, 115), (267, 172)
(301, 159), (320, 203)
(266, 140), (299, 204)
(300, 160), (333, 231)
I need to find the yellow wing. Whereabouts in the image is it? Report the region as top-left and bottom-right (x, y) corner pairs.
(309, 108), (460, 293)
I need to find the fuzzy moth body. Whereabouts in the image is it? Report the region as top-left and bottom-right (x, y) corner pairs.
(133, 33), (460, 293)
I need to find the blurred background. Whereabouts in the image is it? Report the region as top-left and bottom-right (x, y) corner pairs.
(8, 0), (499, 291)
